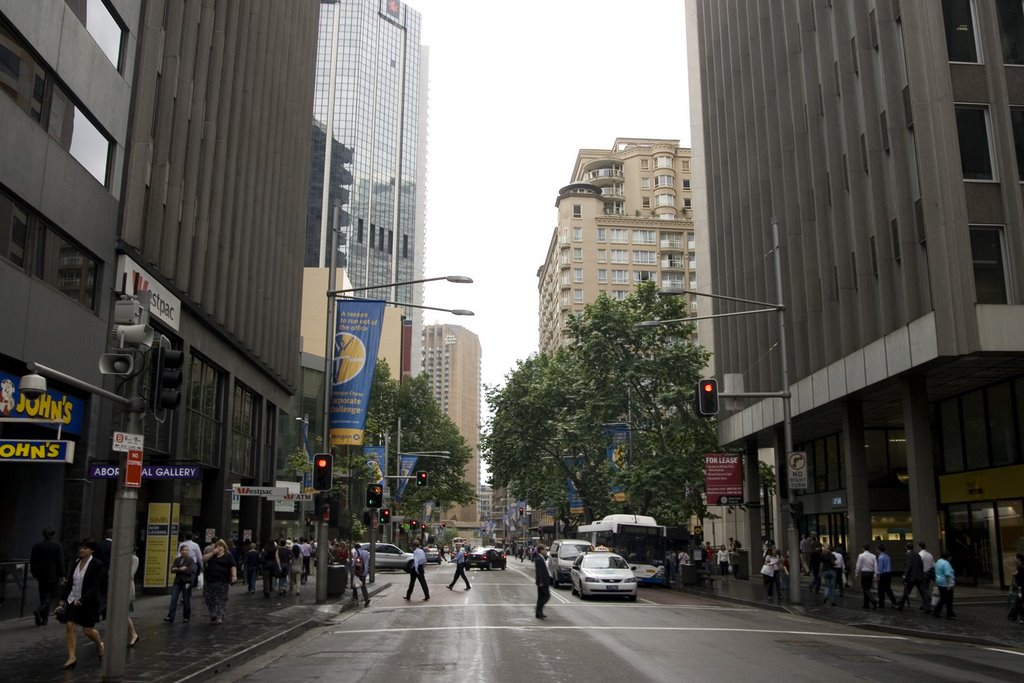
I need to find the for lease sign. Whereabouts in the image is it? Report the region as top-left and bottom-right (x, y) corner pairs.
(705, 453), (743, 504)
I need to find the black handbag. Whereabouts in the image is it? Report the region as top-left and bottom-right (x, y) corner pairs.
(54, 602), (68, 623)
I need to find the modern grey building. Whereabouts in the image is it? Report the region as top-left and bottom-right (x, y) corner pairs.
(689, 0), (1024, 588)
(307, 0), (428, 374)
(0, 0), (319, 602)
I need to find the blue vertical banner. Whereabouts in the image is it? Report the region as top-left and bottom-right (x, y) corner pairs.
(329, 300), (385, 446)
(605, 424), (629, 502)
(299, 420), (314, 491)
(396, 455), (418, 501)
(365, 446), (386, 485)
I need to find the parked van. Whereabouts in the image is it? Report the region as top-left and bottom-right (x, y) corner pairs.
(547, 539), (594, 588)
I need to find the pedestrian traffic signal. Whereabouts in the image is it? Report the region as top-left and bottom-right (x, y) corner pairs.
(366, 484), (383, 508)
(410, 519), (419, 530)
(415, 470), (427, 487)
(696, 378), (719, 416)
(313, 453), (333, 491)
(153, 344), (185, 410)
(518, 506), (524, 516)
(379, 508), (391, 524)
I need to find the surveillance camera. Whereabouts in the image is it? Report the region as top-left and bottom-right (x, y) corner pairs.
(19, 373), (47, 399)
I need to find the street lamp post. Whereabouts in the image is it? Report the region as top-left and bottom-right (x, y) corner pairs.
(641, 218), (798, 603)
(316, 274), (472, 602)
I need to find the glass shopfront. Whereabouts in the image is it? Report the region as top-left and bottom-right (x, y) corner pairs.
(944, 499), (1023, 588)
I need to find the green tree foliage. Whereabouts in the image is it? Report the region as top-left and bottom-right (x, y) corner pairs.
(483, 281), (719, 529)
(364, 360), (475, 519)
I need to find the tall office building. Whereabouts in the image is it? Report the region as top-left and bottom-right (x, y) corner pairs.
(308, 0), (428, 375)
(689, 0), (1024, 588)
(422, 324), (481, 533)
(537, 139), (697, 355)
(0, 0), (319, 583)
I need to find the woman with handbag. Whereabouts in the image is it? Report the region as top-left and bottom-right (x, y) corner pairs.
(58, 539), (105, 669)
(761, 547), (781, 602)
(201, 539), (237, 624)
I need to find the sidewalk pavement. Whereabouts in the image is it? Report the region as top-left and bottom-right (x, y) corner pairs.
(0, 572), (392, 683)
(682, 571), (1024, 649)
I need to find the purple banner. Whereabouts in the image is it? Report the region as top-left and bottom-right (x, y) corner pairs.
(88, 462), (201, 479)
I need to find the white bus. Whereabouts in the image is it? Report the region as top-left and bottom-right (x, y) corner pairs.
(576, 514), (670, 586)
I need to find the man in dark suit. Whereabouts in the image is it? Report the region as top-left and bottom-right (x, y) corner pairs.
(534, 544), (552, 619)
(30, 527), (65, 626)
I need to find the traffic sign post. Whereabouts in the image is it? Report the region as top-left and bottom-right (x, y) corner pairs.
(124, 449), (143, 488)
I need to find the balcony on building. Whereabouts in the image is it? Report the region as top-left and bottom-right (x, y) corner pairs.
(661, 278), (686, 294)
(660, 256), (686, 270)
(580, 159), (623, 187)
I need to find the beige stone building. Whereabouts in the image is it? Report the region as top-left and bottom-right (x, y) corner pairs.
(422, 324), (482, 534)
(538, 139), (698, 354)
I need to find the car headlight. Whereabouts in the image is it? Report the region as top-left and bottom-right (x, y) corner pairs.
(624, 577), (637, 584)
(583, 576), (600, 583)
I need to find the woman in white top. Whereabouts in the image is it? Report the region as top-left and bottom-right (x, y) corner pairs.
(60, 540), (105, 669)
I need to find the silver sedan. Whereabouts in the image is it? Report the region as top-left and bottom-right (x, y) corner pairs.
(570, 551), (638, 601)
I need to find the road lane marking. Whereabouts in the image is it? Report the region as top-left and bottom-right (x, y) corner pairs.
(981, 647), (1024, 657)
(332, 625), (910, 640)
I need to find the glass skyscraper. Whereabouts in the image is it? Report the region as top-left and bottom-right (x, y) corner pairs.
(308, 0), (426, 320)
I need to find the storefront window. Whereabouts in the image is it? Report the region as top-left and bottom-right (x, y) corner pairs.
(997, 500), (1023, 586)
(987, 382), (1017, 467)
(941, 398), (964, 473)
(961, 390), (988, 470)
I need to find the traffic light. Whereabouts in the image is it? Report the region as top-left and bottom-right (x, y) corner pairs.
(518, 507), (525, 516)
(696, 378), (719, 416)
(366, 484), (383, 508)
(379, 508), (391, 524)
(440, 521), (446, 529)
(410, 519), (419, 530)
(313, 453), (333, 491)
(415, 470), (427, 487)
(154, 345), (185, 410)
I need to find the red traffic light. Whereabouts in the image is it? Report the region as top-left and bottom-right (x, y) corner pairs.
(440, 521), (446, 528)
(703, 382), (714, 393)
(316, 457), (328, 468)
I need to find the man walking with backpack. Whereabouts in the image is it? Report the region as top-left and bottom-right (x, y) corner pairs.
(351, 543), (370, 607)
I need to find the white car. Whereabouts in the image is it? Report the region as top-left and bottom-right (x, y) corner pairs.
(570, 551), (638, 601)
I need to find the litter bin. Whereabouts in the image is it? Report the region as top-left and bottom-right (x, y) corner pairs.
(679, 563), (697, 586)
(327, 564), (348, 597)
(735, 550), (749, 580)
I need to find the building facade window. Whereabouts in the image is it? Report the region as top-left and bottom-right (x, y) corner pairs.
(655, 194), (675, 207)
(655, 156), (673, 169)
(597, 227), (606, 242)
(65, 0), (125, 71)
(642, 197), (651, 209)
(632, 250), (656, 265)
(185, 355), (224, 468)
(655, 175), (673, 188)
(632, 229), (656, 244)
(0, 20), (112, 186)
(0, 186), (98, 308)
(970, 225), (1009, 303)
(573, 267), (583, 283)
(597, 268), (607, 283)
(682, 179), (691, 190)
(572, 226), (582, 242)
(572, 247), (583, 262)
(1011, 107), (1024, 180)
(640, 177), (650, 190)
(997, 0), (1024, 63)
(955, 105), (995, 180)
(573, 288), (583, 304)
(573, 204), (582, 218)
(634, 270), (656, 283)
(231, 383), (259, 478)
(609, 228), (628, 243)
(597, 249), (606, 263)
(611, 269), (629, 284)
(610, 249), (628, 264)
(942, 0), (981, 63)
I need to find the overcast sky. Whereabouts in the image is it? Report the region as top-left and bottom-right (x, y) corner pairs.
(416, 0), (692, 393)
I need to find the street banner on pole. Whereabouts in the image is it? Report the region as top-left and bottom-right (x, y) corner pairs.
(329, 300), (384, 446)
(366, 445), (386, 484)
(704, 453), (743, 505)
(396, 454), (418, 501)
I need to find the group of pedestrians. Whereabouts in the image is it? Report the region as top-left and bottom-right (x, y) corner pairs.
(29, 528), (141, 670)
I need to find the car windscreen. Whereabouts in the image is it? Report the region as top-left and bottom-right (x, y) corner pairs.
(582, 554), (629, 569)
(561, 544), (589, 559)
